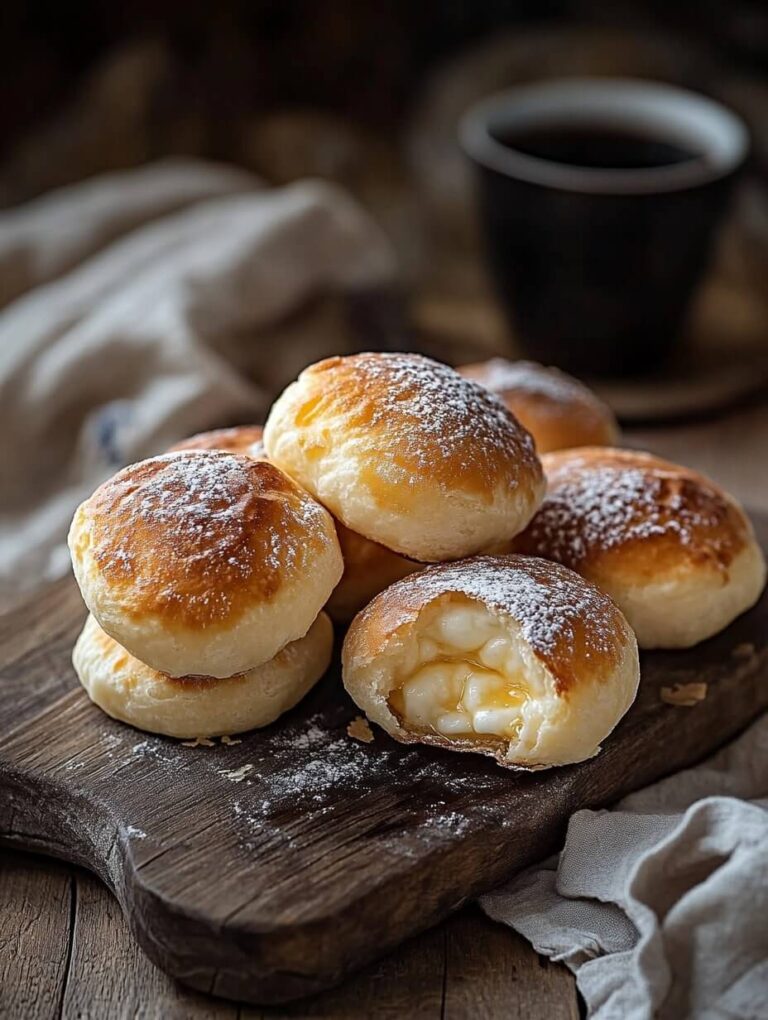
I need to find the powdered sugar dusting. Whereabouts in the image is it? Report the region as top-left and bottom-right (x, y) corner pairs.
(525, 451), (739, 567)
(243, 732), (524, 864)
(316, 353), (540, 484)
(75, 704), (553, 876)
(462, 358), (601, 412)
(217, 710), (506, 856)
(91, 451), (332, 624)
(116, 452), (309, 573)
(357, 555), (626, 676)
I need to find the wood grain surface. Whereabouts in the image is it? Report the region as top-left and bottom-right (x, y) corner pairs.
(1, 517), (767, 1006)
(0, 848), (580, 1020)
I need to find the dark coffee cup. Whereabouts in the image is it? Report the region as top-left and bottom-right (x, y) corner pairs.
(460, 79), (749, 376)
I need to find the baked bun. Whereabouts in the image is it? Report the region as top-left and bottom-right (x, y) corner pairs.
(68, 451), (343, 678)
(458, 358), (619, 454)
(165, 424), (413, 623)
(73, 612), (332, 738)
(514, 448), (766, 649)
(167, 425), (265, 458)
(264, 353), (544, 561)
(327, 521), (421, 624)
(342, 556), (639, 768)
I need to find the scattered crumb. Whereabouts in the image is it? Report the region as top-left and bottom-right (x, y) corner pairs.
(732, 642), (755, 660)
(220, 764), (254, 783)
(221, 735), (242, 746)
(181, 737), (216, 747)
(347, 716), (374, 744)
(661, 682), (708, 707)
(125, 826), (147, 840)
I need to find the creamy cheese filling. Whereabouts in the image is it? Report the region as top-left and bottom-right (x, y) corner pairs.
(388, 600), (532, 741)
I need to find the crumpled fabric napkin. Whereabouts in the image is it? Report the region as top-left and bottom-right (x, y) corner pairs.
(0, 160), (395, 603)
(480, 713), (768, 1020)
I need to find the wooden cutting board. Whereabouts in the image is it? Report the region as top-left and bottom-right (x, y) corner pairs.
(2, 516), (768, 1006)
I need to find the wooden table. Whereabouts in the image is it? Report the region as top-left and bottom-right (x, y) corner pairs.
(3, 400), (767, 1020)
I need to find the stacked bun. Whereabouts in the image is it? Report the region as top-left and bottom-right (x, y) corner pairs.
(69, 450), (341, 737)
(69, 353), (550, 743)
(172, 424), (419, 624)
(74, 611), (333, 739)
(262, 353), (647, 766)
(263, 353), (545, 562)
(326, 522), (420, 625)
(68, 352), (765, 768)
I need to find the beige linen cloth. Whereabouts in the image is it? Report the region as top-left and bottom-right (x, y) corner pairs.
(480, 714), (768, 1020)
(0, 160), (395, 604)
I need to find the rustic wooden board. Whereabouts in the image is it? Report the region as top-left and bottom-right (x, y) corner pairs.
(2, 517), (768, 1005)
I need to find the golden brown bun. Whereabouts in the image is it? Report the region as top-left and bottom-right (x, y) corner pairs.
(167, 425), (265, 458)
(342, 555), (639, 768)
(73, 612), (332, 738)
(458, 359), (619, 454)
(165, 424), (415, 622)
(263, 353), (544, 561)
(514, 448), (766, 648)
(68, 451), (343, 677)
(326, 521), (421, 624)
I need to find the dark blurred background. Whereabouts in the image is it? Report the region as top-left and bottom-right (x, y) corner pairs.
(6, 1), (767, 387)
(2, 1), (767, 181)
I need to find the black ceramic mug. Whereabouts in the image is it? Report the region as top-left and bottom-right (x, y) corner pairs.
(460, 79), (749, 376)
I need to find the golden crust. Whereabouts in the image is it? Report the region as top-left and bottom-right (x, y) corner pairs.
(285, 353), (541, 505)
(73, 612), (333, 738)
(514, 448), (752, 583)
(70, 451), (338, 630)
(264, 353), (545, 561)
(327, 521), (421, 624)
(458, 359), (619, 454)
(342, 556), (639, 768)
(163, 424), (417, 622)
(167, 425), (265, 458)
(344, 555), (631, 697)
